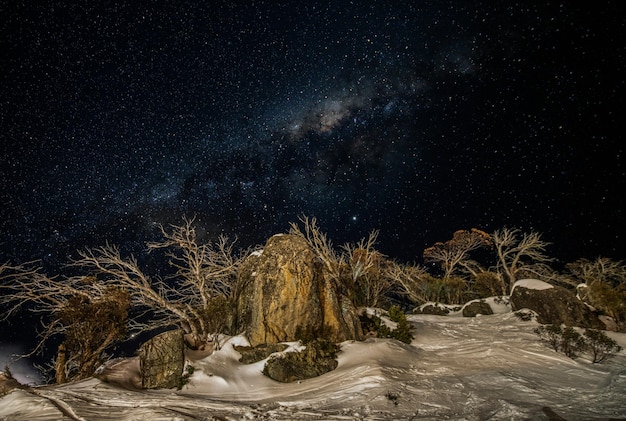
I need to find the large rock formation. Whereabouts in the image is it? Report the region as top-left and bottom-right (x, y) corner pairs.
(138, 329), (185, 389)
(510, 279), (604, 329)
(235, 234), (363, 346)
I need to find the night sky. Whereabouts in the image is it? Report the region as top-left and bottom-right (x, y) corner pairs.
(1, 1), (625, 276)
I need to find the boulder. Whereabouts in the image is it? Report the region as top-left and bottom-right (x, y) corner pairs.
(263, 340), (339, 383)
(235, 234), (362, 346)
(234, 343), (289, 364)
(138, 330), (185, 389)
(510, 281), (604, 329)
(462, 300), (493, 317)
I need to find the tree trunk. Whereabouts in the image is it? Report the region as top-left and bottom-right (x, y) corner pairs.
(55, 344), (67, 384)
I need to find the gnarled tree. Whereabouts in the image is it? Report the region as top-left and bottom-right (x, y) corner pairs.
(492, 228), (554, 293)
(423, 229), (492, 280)
(0, 218), (246, 383)
(289, 215), (345, 289)
(342, 230), (392, 307)
(566, 257), (626, 329)
(0, 263), (129, 383)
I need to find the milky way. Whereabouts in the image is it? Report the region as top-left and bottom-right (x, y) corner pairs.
(1, 1), (624, 276)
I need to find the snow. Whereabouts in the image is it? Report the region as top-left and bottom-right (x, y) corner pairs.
(1, 312), (625, 420)
(483, 296), (512, 314)
(511, 278), (554, 292)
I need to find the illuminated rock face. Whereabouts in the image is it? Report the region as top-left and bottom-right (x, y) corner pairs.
(236, 234), (362, 347)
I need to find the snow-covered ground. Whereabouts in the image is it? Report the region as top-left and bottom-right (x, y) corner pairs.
(1, 311), (625, 420)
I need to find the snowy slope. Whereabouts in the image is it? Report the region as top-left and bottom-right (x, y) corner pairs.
(1, 312), (625, 420)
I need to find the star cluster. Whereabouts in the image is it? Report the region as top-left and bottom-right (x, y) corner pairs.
(1, 1), (624, 274)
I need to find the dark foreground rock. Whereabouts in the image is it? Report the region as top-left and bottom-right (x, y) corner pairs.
(263, 340), (339, 383)
(510, 281), (604, 329)
(138, 330), (185, 389)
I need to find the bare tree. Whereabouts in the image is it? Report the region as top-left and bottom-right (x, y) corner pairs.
(492, 228), (554, 293)
(386, 261), (431, 304)
(289, 216), (398, 307)
(289, 215), (345, 287)
(423, 229), (492, 279)
(566, 257), (626, 288)
(0, 218), (247, 383)
(342, 231), (393, 307)
(0, 263), (128, 382)
(342, 230), (379, 286)
(565, 257), (626, 329)
(73, 218), (244, 349)
(147, 217), (241, 301)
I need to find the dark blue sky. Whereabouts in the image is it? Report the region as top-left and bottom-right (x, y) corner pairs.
(1, 1), (625, 273)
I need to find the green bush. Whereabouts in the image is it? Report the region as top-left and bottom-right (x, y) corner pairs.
(534, 324), (563, 352)
(388, 306), (414, 344)
(584, 329), (623, 363)
(560, 327), (585, 358)
(534, 325), (585, 358)
(534, 325), (622, 362)
(360, 307), (413, 344)
(177, 365), (195, 390)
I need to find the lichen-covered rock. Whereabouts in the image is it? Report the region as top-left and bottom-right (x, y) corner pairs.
(263, 340), (339, 383)
(235, 234), (362, 346)
(138, 330), (185, 389)
(462, 301), (494, 317)
(510, 283), (604, 329)
(234, 343), (289, 364)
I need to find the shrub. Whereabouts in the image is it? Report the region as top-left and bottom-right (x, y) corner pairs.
(360, 313), (391, 338)
(534, 325), (585, 358)
(560, 327), (585, 358)
(473, 271), (505, 297)
(535, 325), (622, 362)
(177, 365), (195, 390)
(584, 329), (623, 363)
(388, 305), (404, 323)
(360, 307), (413, 344)
(385, 391), (399, 406)
(534, 324), (563, 352)
(388, 306), (414, 344)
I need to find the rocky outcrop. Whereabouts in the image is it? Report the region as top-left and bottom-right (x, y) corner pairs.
(510, 280), (604, 329)
(235, 234), (363, 347)
(138, 330), (185, 389)
(263, 340), (339, 383)
(234, 344), (289, 364)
